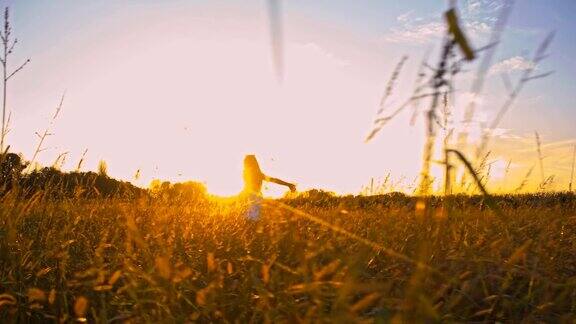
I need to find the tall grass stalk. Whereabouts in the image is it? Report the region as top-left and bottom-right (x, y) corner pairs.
(570, 144), (575, 192)
(365, 56), (409, 142)
(419, 37), (455, 196)
(76, 149), (88, 172)
(267, 0), (283, 82)
(26, 93), (65, 172)
(476, 32), (554, 159)
(534, 131), (545, 186)
(515, 166), (534, 193)
(457, 0), (513, 149)
(0, 7), (30, 152)
(446, 149), (503, 217)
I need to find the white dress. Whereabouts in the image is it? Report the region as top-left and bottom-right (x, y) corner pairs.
(246, 192), (263, 220)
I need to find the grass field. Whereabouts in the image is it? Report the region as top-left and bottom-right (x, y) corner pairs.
(0, 1), (575, 323)
(1, 192), (575, 322)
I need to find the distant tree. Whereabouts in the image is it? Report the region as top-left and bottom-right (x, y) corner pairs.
(300, 189), (335, 200)
(20, 166), (144, 199)
(0, 152), (26, 193)
(150, 179), (207, 202)
(0, 152), (146, 199)
(172, 181), (207, 200)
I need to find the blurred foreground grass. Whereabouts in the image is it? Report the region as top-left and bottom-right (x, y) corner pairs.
(1, 192), (575, 322)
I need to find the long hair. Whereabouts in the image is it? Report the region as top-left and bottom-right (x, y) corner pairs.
(243, 155), (262, 179)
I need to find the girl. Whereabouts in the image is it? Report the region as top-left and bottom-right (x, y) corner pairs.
(242, 155), (296, 220)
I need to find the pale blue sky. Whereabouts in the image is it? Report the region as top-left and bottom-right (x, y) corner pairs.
(6, 0), (573, 135)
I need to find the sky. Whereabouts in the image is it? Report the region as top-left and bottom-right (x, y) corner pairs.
(1, 0), (575, 196)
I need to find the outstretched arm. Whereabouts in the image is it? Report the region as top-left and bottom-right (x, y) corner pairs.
(266, 176), (296, 192)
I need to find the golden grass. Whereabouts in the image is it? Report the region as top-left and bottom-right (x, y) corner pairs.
(1, 193), (575, 322)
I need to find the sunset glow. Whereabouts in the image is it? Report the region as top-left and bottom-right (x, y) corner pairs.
(4, 0), (576, 195)
(3, 2), (576, 322)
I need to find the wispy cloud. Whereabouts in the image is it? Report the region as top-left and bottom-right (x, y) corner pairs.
(466, 0), (483, 15)
(515, 137), (576, 154)
(383, 21), (444, 44)
(383, 20), (491, 45)
(466, 21), (491, 35)
(383, 1), (499, 45)
(463, 0), (503, 18)
(489, 56), (536, 75)
(396, 10), (415, 23)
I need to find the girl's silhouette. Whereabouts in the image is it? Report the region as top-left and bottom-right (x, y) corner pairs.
(243, 155), (295, 220)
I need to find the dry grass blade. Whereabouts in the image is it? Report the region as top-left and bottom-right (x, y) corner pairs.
(417, 5), (479, 196)
(444, 8), (474, 61)
(418, 37), (456, 195)
(458, 0), (513, 148)
(534, 131), (545, 186)
(409, 48), (432, 125)
(267, 0), (283, 82)
(52, 151), (68, 170)
(378, 55), (409, 115)
(351, 292), (380, 314)
(515, 166), (534, 192)
(74, 296), (89, 320)
(27, 92), (66, 172)
(0, 293), (16, 307)
(446, 149), (504, 217)
(76, 148), (88, 171)
(27, 288), (46, 302)
(365, 55), (409, 142)
(0, 7), (31, 152)
(477, 31), (555, 158)
(569, 144), (575, 192)
(267, 200), (444, 278)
